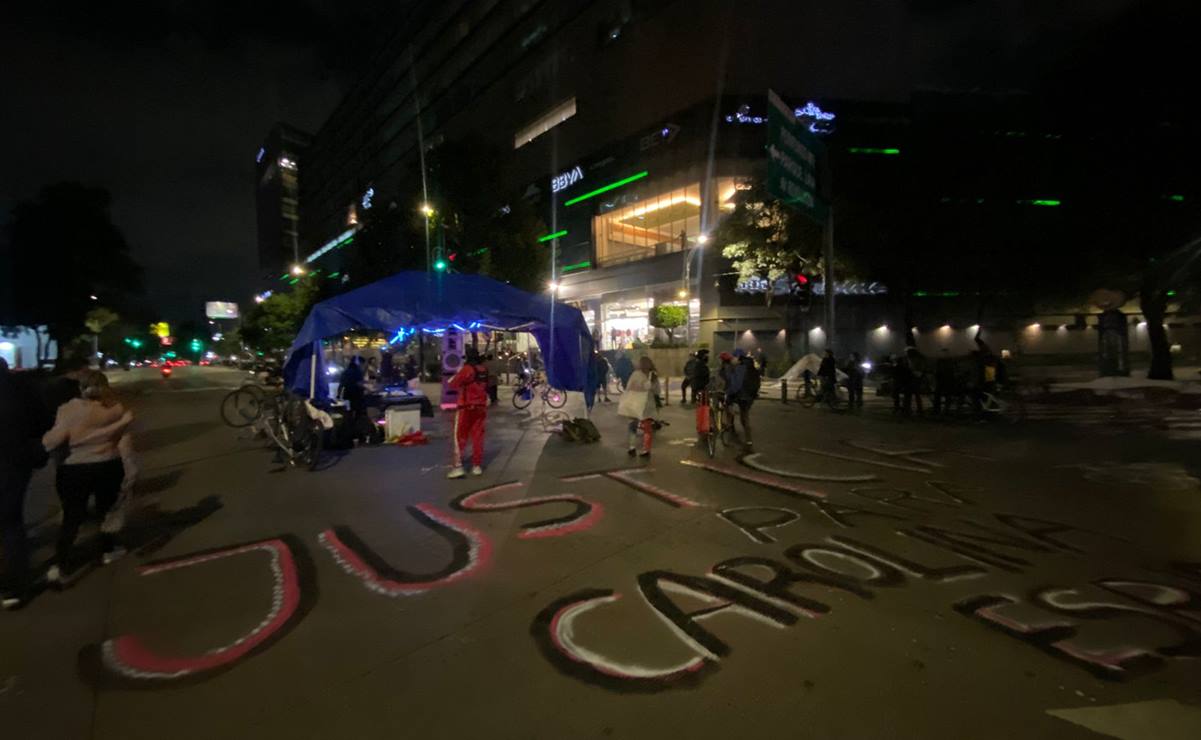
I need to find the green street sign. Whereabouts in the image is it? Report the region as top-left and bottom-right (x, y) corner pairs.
(766, 89), (823, 221)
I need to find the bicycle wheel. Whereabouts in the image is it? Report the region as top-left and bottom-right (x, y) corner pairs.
(544, 388), (567, 408)
(706, 408), (719, 458)
(221, 387), (264, 427)
(512, 384), (533, 409)
(798, 392), (817, 408)
(296, 420), (324, 471)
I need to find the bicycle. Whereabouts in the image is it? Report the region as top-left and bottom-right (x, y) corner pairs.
(799, 377), (845, 409)
(220, 383), (271, 428)
(222, 386), (325, 470)
(700, 389), (730, 458)
(511, 374), (567, 409)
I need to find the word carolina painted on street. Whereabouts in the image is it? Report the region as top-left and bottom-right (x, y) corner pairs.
(528, 453), (1201, 693)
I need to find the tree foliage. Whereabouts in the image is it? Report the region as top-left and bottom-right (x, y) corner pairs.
(0, 183), (143, 360)
(240, 277), (321, 354)
(713, 182), (821, 307)
(649, 304), (689, 345)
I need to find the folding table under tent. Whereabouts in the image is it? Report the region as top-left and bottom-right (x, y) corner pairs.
(281, 271), (597, 408)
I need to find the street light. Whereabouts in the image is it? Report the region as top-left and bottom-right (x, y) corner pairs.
(420, 203), (434, 217)
(547, 281), (559, 293)
(290, 264), (305, 276)
(677, 289), (688, 299)
(697, 234), (710, 244)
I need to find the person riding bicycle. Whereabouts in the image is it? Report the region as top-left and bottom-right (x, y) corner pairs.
(817, 350), (837, 402)
(447, 347), (490, 479)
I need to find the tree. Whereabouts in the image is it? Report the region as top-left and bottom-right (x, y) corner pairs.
(713, 182), (822, 309)
(0, 183), (143, 361)
(240, 277), (322, 354)
(650, 304), (689, 346)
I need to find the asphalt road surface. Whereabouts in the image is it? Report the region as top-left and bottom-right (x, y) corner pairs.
(3, 366), (1201, 739)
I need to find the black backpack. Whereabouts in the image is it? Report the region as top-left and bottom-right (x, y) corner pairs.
(742, 360), (761, 398)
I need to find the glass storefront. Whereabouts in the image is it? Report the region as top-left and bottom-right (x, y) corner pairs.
(592, 179), (740, 267)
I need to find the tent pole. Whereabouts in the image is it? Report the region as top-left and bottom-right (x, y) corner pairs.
(309, 348), (317, 400)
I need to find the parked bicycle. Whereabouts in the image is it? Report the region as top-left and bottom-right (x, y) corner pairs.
(221, 385), (326, 470)
(511, 373), (567, 409)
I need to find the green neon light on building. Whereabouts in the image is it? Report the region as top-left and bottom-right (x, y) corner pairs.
(328, 272), (341, 278)
(279, 273), (289, 281)
(847, 147), (901, 155)
(288, 278), (300, 285)
(538, 230), (568, 242)
(564, 171), (649, 206)
(1027, 199), (1061, 207)
(561, 260), (592, 273)
(1168, 194), (1185, 202)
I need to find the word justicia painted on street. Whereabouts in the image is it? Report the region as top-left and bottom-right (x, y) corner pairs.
(551, 165), (584, 193)
(734, 276), (888, 296)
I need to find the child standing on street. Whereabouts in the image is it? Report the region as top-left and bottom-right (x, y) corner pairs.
(447, 347), (490, 479)
(618, 356), (661, 458)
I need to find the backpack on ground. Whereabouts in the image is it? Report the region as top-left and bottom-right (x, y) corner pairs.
(561, 417), (601, 443)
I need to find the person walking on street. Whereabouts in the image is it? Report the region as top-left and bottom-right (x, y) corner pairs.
(1, 359), (50, 609)
(680, 352), (697, 404)
(613, 352), (635, 391)
(595, 352), (612, 403)
(619, 356), (661, 458)
(932, 348), (957, 415)
(447, 347), (490, 479)
(845, 352), (865, 408)
(901, 347), (926, 415)
(724, 348), (759, 449)
(42, 371), (134, 587)
(691, 349), (711, 403)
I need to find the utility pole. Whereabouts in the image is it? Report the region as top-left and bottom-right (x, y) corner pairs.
(823, 207), (835, 346)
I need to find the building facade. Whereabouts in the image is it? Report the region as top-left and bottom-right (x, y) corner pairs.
(281, 0), (1200, 367)
(255, 123), (313, 285)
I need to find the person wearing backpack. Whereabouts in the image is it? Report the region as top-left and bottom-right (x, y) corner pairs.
(447, 347), (491, 479)
(724, 348), (759, 450)
(680, 353), (697, 405)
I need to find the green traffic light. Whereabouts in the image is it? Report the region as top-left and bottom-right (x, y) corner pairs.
(434, 259), (448, 271)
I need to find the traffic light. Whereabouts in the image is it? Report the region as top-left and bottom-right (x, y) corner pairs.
(189, 338), (203, 354)
(791, 272), (813, 309)
(433, 258), (448, 272)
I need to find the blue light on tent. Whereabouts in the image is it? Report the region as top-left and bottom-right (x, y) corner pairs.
(451, 323), (468, 332)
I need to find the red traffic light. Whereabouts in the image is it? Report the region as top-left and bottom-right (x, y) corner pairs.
(448, 252), (457, 262)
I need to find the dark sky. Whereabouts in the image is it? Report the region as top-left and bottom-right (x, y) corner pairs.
(2, 0), (1192, 321)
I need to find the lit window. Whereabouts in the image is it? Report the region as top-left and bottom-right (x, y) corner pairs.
(514, 98), (577, 149)
(593, 182), (704, 266)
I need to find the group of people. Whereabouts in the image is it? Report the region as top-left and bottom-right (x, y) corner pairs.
(1, 357), (137, 610)
(612, 348), (761, 457)
(883, 332), (1007, 417)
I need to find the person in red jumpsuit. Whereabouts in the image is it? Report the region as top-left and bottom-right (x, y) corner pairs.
(447, 347), (490, 479)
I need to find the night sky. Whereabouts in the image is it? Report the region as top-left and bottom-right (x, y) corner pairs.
(1, 0), (1190, 321)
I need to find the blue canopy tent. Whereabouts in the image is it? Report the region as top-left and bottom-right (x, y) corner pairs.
(282, 271), (596, 407)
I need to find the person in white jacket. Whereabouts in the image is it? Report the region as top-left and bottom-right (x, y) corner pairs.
(618, 356), (661, 458)
(41, 371), (133, 585)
